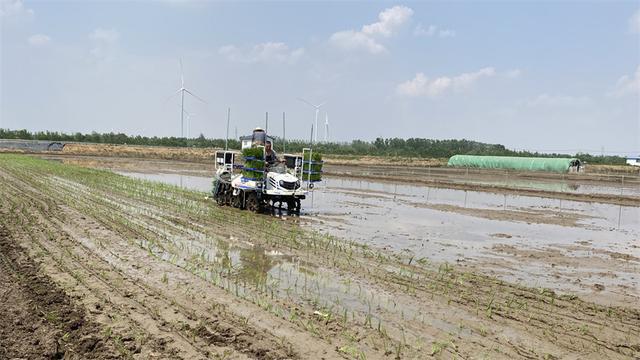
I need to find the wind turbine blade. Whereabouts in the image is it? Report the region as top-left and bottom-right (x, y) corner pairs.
(165, 88), (182, 103)
(317, 101), (327, 108)
(297, 97), (316, 108)
(184, 89), (207, 103)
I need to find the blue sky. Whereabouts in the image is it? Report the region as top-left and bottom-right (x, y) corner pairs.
(1, 0), (638, 155)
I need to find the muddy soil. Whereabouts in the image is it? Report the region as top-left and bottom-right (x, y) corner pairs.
(0, 157), (340, 360)
(0, 224), (119, 359)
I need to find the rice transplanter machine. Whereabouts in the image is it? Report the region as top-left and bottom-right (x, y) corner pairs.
(212, 128), (322, 213)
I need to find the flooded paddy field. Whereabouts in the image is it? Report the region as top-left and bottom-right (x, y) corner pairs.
(308, 178), (639, 307)
(42, 155), (638, 306)
(3, 153), (639, 359)
(324, 164), (640, 197)
(324, 164), (640, 206)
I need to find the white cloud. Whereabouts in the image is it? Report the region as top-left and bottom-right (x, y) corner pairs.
(396, 67), (496, 97)
(361, 5), (414, 37)
(414, 24), (436, 37)
(609, 65), (640, 97)
(524, 94), (591, 107)
(0, 0), (34, 18)
(330, 5), (413, 54)
(505, 69), (522, 79)
(630, 9), (640, 33)
(89, 28), (120, 60)
(437, 29), (456, 38)
(89, 28), (119, 43)
(414, 23), (455, 38)
(329, 30), (386, 54)
(28, 34), (51, 46)
(219, 42), (304, 64)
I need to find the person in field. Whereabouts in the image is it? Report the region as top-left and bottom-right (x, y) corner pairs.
(265, 141), (279, 165)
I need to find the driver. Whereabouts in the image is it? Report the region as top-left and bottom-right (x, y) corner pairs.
(265, 141), (279, 165)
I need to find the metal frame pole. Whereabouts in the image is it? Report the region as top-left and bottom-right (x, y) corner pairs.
(225, 108), (230, 150)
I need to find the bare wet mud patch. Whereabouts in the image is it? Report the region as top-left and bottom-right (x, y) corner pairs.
(0, 224), (119, 359)
(413, 202), (591, 227)
(482, 241), (640, 306)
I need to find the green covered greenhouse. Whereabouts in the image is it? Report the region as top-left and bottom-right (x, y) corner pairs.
(447, 155), (581, 173)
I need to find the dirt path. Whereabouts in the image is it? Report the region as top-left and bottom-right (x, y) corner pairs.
(1, 154), (639, 359)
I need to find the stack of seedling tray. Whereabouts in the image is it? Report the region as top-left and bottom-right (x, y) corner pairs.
(302, 152), (323, 182)
(242, 147), (265, 180)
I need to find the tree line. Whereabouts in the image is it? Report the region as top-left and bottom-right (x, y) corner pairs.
(0, 129), (242, 149)
(0, 129), (626, 165)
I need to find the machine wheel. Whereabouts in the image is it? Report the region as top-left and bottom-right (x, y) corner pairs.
(232, 191), (244, 209)
(215, 183), (226, 206)
(287, 198), (301, 213)
(286, 199), (295, 212)
(246, 193), (260, 212)
(223, 190), (233, 206)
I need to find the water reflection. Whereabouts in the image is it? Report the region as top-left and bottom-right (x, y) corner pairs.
(235, 245), (274, 287)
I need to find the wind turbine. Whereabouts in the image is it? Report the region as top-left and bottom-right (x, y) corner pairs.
(324, 112), (329, 142)
(167, 59), (206, 138)
(298, 98), (326, 143)
(182, 109), (196, 139)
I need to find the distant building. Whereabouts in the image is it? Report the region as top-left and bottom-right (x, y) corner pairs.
(626, 156), (640, 167)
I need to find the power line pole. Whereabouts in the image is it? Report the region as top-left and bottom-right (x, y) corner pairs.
(225, 107), (230, 150)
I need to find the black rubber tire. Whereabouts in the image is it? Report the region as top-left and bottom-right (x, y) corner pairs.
(286, 199), (295, 212)
(223, 190), (232, 206)
(215, 183), (226, 206)
(232, 191), (244, 209)
(287, 199), (301, 213)
(246, 193), (259, 212)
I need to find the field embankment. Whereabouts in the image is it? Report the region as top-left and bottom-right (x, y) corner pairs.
(2, 140), (637, 175)
(1, 154), (638, 359)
